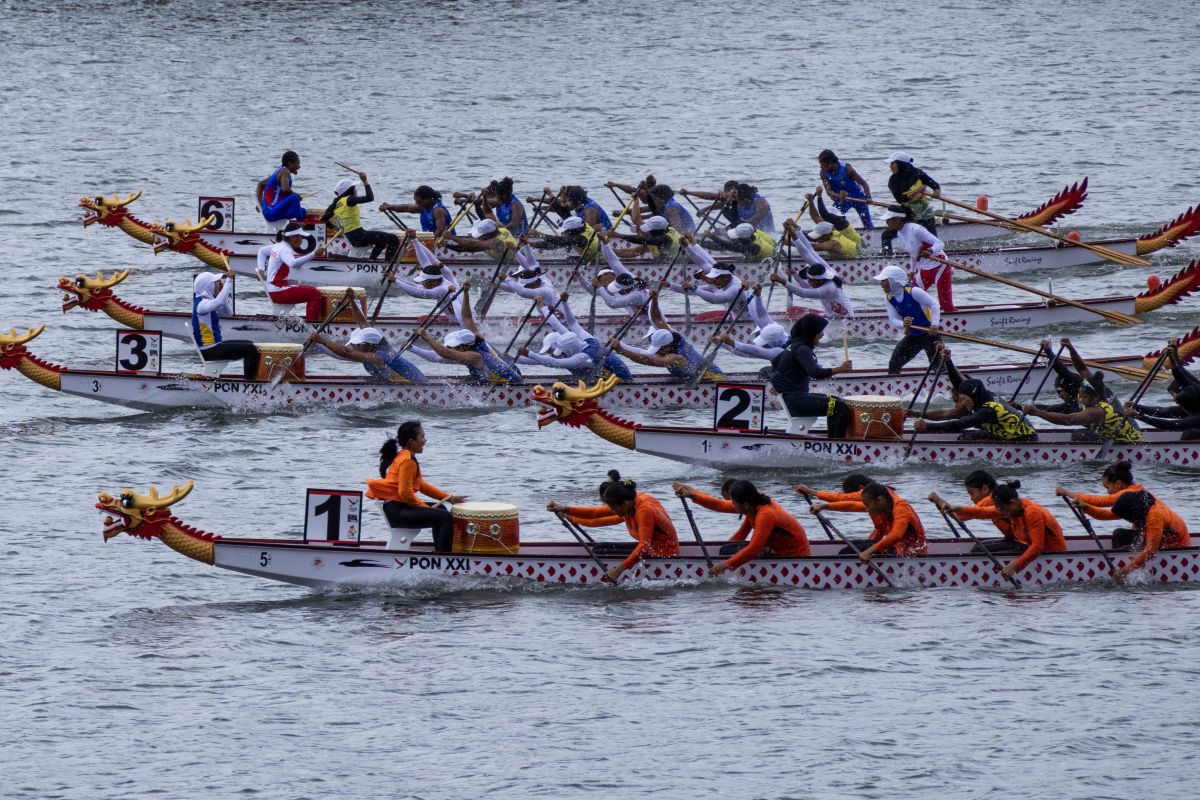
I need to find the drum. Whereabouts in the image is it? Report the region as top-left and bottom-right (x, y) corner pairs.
(451, 502), (520, 555)
(253, 343), (306, 383)
(315, 286), (367, 323)
(844, 394), (905, 440)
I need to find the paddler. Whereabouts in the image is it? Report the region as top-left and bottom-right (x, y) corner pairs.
(771, 260), (854, 318)
(519, 295), (633, 382)
(707, 480), (810, 576)
(566, 186), (613, 232)
(379, 185), (458, 238)
(548, 477), (681, 582)
(255, 150), (306, 225)
(875, 265), (941, 375)
(648, 184), (696, 233)
(701, 222), (777, 261)
(319, 171), (401, 261)
(391, 240), (463, 321)
(306, 288), (427, 384)
(672, 479), (738, 513)
(880, 206), (952, 311)
(477, 177), (528, 236)
(529, 215), (601, 262)
(410, 285), (523, 385)
(1125, 340), (1200, 438)
(191, 271), (260, 380)
(580, 240), (650, 315)
(818, 149), (873, 227)
(681, 180), (741, 227)
(732, 182), (776, 233)
(609, 214), (681, 262)
(930, 470), (1022, 553)
(446, 218), (519, 263)
(713, 313), (789, 364)
(886, 151), (941, 234)
(256, 224), (328, 321)
(809, 192), (868, 257)
(609, 292), (726, 383)
(768, 313), (853, 436)
(500, 248), (560, 306)
(1021, 372), (1143, 444)
(366, 420), (466, 552)
(1073, 489), (1191, 580)
(911, 378), (1038, 441)
(1054, 462), (1143, 507)
(813, 482), (928, 560)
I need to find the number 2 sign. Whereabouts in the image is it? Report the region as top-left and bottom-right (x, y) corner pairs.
(304, 489), (363, 542)
(713, 383), (766, 432)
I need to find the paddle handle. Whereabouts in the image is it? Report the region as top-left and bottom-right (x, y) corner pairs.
(934, 504), (1020, 588)
(1060, 496), (1117, 572)
(678, 496), (714, 569)
(554, 510), (609, 573)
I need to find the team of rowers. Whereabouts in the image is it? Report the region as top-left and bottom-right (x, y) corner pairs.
(366, 421), (1191, 583)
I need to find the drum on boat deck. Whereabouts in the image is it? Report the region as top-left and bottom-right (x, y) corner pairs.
(314, 286), (367, 322)
(844, 394), (905, 440)
(451, 502), (520, 555)
(253, 343), (306, 383)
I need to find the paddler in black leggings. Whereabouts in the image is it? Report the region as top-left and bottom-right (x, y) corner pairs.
(769, 313), (853, 436)
(911, 379), (1038, 441)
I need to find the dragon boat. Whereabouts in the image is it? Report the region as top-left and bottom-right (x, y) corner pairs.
(79, 182), (1088, 271)
(60, 260), (1200, 350)
(99, 479), (1200, 590)
(534, 376), (1200, 470)
(5, 324), (1192, 413)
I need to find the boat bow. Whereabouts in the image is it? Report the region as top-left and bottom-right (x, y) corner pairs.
(533, 376), (638, 449)
(98, 480), (216, 565)
(0, 325), (63, 391)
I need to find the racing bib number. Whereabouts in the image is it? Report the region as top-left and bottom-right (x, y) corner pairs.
(115, 330), (162, 375)
(198, 196), (235, 231)
(713, 383), (766, 432)
(304, 489), (362, 542)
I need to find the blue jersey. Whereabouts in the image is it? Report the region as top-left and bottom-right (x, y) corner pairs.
(660, 197), (695, 233)
(821, 162), (867, 201)
(465, 341), (523, 384)
(578, 198), (612, 231)
(737, 193), (775, 233)
(420, 201), (457, 235)
(495, 196), (528, 236)
(191, 296), (223, 348)
(581, 337), (633, 382)
(887, 287), (933, 337)
(364, 346), (427, 384)
(667, 335), (724, 382)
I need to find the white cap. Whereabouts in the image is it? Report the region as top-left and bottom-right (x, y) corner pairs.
(413, 239), (440, 270)
(558, 216), (584, 234)
(349, 327), (383, 345)
(753, 323), (788, 348)
(639, 215), (668, 232)
(805, 264), (839, 282)
(807, 221), (835, 239)
(873, 264), (909, 283)
(557, 332), (585, 355)
(334, 178), (357, 196)
(642, 325), (662, 340)
(704, 265), (732, 280)
(596, 268), (615, 279)
(281, 225), (307, 239)
(539, 332), (562, 354)
(728, 223), (755, 240)
(881, 208), (908, 222)
(444, 329), (476, 347)
(649, 329), (674, 349)
(468, 219), (498, 237)
(887, 151), (914, 165)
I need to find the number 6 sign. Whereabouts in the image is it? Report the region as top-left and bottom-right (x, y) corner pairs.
(713, 383), (766, 432)
(198, 196), (235, 232)
(304, 489), (363, 542)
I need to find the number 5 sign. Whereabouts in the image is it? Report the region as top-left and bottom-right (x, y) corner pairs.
(713, 383), (767, 432)
(305, 489), (363, 542)
(114, 330), (162, 374)
(198, 196), (235, 232)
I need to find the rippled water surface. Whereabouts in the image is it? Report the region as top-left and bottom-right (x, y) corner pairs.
(3, 1), (1200, 797)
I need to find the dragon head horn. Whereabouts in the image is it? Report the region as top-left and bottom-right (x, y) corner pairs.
(87, 269), (130, 289)
(115, 190), (142, 207)
(164, 216), (216, 235)
(580, 373), (620, 399)
(124, 480), (195, 510)
(0, 324), (45, 347)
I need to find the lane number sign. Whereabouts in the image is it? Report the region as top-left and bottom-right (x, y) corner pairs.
(114, 330), (162, 375)
(305, 489), (362, 542)
(198, 196), (235, 232)
(713, 383), (766, 432)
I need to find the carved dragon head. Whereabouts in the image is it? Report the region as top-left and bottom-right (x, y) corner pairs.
(80, 191), (142, 227)
(149, 216), (217, 254)
(533, 375), (620, 428)
(98, 481), (194, 541)
(0, 325), (45, 369)
(59, 270), (130, 311)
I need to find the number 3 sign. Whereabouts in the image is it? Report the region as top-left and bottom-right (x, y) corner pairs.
(114, 330), (162, 374)
(713, 383), (766, 432)
(305, 489), (363, 542)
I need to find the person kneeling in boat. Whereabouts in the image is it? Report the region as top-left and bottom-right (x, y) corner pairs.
(366, 421), (466, 552)
(1022, 372), (1142, 444)
(306, 290), (427, 385)
(1073, 489), (1191, 581)
(876, 265), (941, 375)
(410, 283), (522, 385)
(931, 470), (1022, 553)
(609, 214), (680, 262)
(256, 150), (305, 225)
(912, 379), (1038, 441)
(548, 478), (680, 583)
(769, 313), (853, 436)
(770, 256), (855, 319)
(702, 222), (777, 261)
(609, 292), (726, 383)
(708, 481), (810, 577)
(518, 313), (633, 384)
(191, 271), (260, 380)
(813, 482), (927, 561)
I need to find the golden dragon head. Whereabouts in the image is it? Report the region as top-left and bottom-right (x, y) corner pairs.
(532, 375), (620, 428)
(59, 270), (130, 311)
(80, 190), (142, 227)
(97, 481), (194, 541)
(149, 216), (217, 254)
(0, 325), (45, 369)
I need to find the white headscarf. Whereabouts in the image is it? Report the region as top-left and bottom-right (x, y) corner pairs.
(192, 272), (223, 298)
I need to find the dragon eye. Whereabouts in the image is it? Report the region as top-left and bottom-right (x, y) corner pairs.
(120, 494), (133, 509)
(94, 196), (103, 204)
(553, 388), (565, 401)
(75, 277), (86, 287)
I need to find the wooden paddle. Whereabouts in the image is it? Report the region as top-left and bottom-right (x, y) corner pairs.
(553, 510), (610, 574)
(904, 355), (944, 457)
(931, 254), (1143, 326)
(933, 503), (1020, 588)
(609, 182), (644, 234)
(801, 494), (895, 587)
(929, 191), (1150, 268)
(1060, 497), (1118, 573)
(273, 295), (354, 388)
(689, 287), (746, 388)
(678, 496), (714, 569)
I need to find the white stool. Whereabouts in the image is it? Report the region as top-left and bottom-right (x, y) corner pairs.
(378, 505), (428, 549)
(786, 416), (819, 435)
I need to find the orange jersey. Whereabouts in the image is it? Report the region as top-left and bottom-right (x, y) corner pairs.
(564, 504), (624, 529)
(1006, 498), (1067, 572)
(689, 489), (736, 514)
(953, 493), (1016, 539)
(1084, 497), (1191, 571)
(725, 501), (810, 569)
(1074, 484), (1145, 507)
(567, 494), (681, 570)
(826, 489), (927, 556)
(365, 450), (448, 506)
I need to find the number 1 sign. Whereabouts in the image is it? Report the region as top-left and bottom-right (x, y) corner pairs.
(304, 489), (363, 542)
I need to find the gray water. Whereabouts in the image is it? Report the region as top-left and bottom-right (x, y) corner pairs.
(3, 1), (1200, 797)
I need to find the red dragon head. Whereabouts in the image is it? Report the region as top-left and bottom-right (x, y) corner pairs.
(98, 481), (194, 541)
(80, 190), (142, 227)
(149, 216), (217, 255)
(533, 375), (620, 428)
(59, 270), (130, 312)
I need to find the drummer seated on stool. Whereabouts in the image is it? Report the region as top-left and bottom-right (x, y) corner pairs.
(365, 421), (466, 552)
(768, 314), (853, 436)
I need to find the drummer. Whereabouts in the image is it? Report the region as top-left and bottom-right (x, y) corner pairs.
(769, 313), (853, 436)
(911, 378), (1038, 441)
(256, 224), (327, 321)
(410, 285), (523, 385)
(191, 271), (259, 380)
(379, 185), (458, 238)
(320, 171), (401, 261)
(548, 477), (680, 582)
(1073, 489), (1191, 580)
(255, 150), (305, 225)
(709, 480), (810, 576)
(366, 420), (466, 552)
(812, 482), (928, 560)
(306, 289), (427, 385)
(875, 264), (941, 375)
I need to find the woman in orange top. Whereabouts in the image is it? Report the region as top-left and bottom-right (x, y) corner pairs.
(1078, 489), (1191, 580)
(562, 470), (626, 529)
(672, 478), (737, 513)
(930, 470), (1026, 554)
(795, 473), (873, 505)
(550, 478), (681, 582)
(1055, 461), (1143, 507)
(816, 482), (927, 560)
(365, 421), (465, 551)
(988, 483), (1067, 579)
(710, 481), (810, 576)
